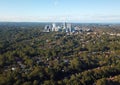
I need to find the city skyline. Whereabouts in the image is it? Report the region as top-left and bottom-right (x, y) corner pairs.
(0, 0), (120, 23)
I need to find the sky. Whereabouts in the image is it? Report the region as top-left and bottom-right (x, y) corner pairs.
(0, 0), (120, 23)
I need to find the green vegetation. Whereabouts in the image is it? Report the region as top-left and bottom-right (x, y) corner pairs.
(0, 23), (120, 85)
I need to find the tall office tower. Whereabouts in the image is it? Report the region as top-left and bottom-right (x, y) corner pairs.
(63, 22), (67, 29)
(52, 23), (56, 31)
(67, 23), (72, 32)
(62, 22), (67, 32)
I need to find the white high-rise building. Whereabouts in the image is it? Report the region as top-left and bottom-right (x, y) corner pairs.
(44, 25), (52, 32)
(61, 22), (67, 32)
(52, 23), (56, 31)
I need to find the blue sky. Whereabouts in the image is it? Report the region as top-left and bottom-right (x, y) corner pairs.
(0, 0), (120, 22)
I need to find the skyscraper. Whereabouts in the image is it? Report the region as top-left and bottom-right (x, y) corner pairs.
(52, 23), (56, 31)
(67, 23), (72, 33)
(63, 22), (67, 29)
(62, 22), (67, 32)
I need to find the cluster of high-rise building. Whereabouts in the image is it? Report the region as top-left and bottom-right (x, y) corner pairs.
(44, 23), (93, 34)
(44, 23), (72, 33)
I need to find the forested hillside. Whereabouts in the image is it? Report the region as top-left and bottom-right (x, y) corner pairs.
(0, 24), (120, 85)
